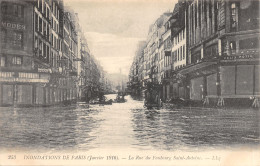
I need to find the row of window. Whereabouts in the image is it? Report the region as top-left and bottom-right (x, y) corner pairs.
(1, 30), (23, 48)
(1, 46), (63, 69)
(37, 0), (60, 19)
(189, 0), (219, 45)
(50, 34), (61, 50)
(172, 45), (186, 62)
(1, 2), (24, 18)
(37, 0), (51, 21)
(164, 54), (171, 67)
(144, 45), (186, 73)
(35, 13), (50, 37)
(52, 0), (60, 19)
(35, 33), (61, 54)
(35, 36), (63, 68)
(35, 14), (59, 39)
(35, 11), (59, 41)
(146, 45), (186, 71)
(173, 29), (185, 46)
(0, 56), (22, 67)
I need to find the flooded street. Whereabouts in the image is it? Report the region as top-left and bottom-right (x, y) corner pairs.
(0, 94), (259, 152)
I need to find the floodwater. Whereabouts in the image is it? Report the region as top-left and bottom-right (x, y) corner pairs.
(0, 94), (259, 152)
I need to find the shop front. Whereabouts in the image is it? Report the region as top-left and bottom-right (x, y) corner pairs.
(0, 71), (49, 106)
(220, 64), (259, 96)
(179, 53), (260, 107)
(179, 61), (218, 102)
(216, 53), (260, 107)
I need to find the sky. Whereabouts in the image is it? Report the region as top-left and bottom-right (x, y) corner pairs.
(65, 0), (177, 75)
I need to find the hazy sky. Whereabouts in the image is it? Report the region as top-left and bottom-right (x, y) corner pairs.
(65, 0), (177, 75)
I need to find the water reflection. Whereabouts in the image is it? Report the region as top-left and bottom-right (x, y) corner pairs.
(0, 95), (259, 151)
(0, 106), (101, 151)
(131, 106), (259, 150)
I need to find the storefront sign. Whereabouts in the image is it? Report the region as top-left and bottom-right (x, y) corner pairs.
(38, 68), (52, 73)
(1, 21), (26, 30)
(0, 77), (49, 83)
(221, 54), (258, 60)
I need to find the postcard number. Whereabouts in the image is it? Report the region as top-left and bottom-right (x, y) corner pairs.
(8, 155), (16, 160)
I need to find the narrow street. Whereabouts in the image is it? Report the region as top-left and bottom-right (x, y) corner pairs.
(0, 95), (259, 152)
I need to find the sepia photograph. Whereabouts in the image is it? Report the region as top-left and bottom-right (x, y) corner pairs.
(0, 0), (259, 165)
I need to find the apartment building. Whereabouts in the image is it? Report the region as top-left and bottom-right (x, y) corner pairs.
(0, 0), (109, 106)
(169, 1), (188, 100)
(180, 0), (260, 106)
(0, 0), (36, 106)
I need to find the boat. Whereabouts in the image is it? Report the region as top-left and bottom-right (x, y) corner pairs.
(89, 99), (113, 105)
(76, 102), (90, 108)
(114, 91), (127, 103)
(89, 91), (113, 105)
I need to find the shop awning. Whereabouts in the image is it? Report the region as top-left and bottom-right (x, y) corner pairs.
(179, 61), (217, 75)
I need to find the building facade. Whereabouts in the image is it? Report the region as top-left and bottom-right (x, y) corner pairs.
(1, 0), (36, 106)
(182, 0), (260, 106)
(128, 0), (260, 107)
(0, 0), (110, 106)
